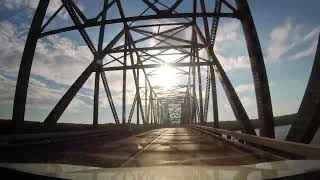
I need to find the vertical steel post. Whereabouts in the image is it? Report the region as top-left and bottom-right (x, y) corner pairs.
(150, 92), (153, 124)
(137, 68), (140, 125)
(196, 46), (204, 124)
(191, 0), (197, 124)
(145, 78), (148, 123)
(157, 100), (160, 124)
(12, 0), (50, 128)
(236, 0), (274, 138)
(192, 60), (196, 123)
(210, 66), (219, 128)
(94, 0), (108, 126)
(93, 71), (100, 125)
(194, 25), (256, 135)
(122, 35), (127, 124)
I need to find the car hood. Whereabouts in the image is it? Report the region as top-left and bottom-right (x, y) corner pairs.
(1, 160), (320, 179)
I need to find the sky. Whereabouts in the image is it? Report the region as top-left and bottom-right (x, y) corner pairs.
(0, 0), (319, 124)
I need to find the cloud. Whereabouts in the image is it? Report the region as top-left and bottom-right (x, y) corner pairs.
(224, 95), (255, 108)
(0, 0), (39, 10)
(289, 40), (318, 60)
(223, 95), (256, 120)
(267, 18), (320, 61)
(0, 19), (113, 112)
(0, 19), (138, 118)
(215, 20), (243, 51)
(235, 84), (254, 94)
(212, 20), (251, 71)
(0, 74), (16, 104)
(0, 0), (79, 19)
(216, 54), (251, 71)
(0, 20), (94, 88)
(0, 73), (92, 113)
(240, 96), (256, 108)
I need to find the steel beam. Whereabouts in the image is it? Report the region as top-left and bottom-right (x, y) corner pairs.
(93, 71), (100, 125)
(286, 35), (320, 143)
(93, 0), (108, 126)
(203, 68), (211, 122)
(13, 0), (282, 132)
(196, 46), (204, 124)
(137, 69), (140, 125)
(106, 45), (203, 54)
(40, 13), (236, 37)
(44, 61), (96, 127)
(145, 79), (148, 123)
(210, 53), (255, 135)
(236, 0), (274, 138)
(12, 0), (50, 128)
(210, 66), (219, 128)
(128, 93), (137, 124)
(122, 33), (127, 124)
(62, 0), (96, 54)
(101, 71), (120, 124)
(102, 61), (212, 71)
(194, 25), (256, 135)
(191, 0), (197, 124)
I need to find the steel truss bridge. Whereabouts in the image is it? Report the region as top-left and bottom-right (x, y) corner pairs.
(4, 0), (320, 168)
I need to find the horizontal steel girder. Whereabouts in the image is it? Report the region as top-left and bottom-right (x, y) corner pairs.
(40, 13), (236, 37)
(102, 62), (213, 71)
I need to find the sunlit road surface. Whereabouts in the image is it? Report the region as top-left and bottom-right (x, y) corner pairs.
(120, 128), (272, 167)
(0, 128), (274, 168)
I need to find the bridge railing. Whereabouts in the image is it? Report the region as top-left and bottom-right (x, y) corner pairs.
(190, 124), (320, 159)
(0, 125), (160, 148)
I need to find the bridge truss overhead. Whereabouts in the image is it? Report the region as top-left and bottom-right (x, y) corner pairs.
(12, 0), (280, 138)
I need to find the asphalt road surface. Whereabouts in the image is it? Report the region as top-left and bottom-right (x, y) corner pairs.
(0, 127), (273, 167)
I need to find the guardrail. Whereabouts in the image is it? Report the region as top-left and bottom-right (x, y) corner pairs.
(0, 128), (125, 148)
(190, 124), (320, 159)
(0, 125), (159, 148)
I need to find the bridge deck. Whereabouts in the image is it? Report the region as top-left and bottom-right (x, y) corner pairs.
(121, 128), (273, 167)
(0, 127), (275, 167)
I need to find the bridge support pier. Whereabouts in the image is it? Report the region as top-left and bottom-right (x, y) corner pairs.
(12, 0), (50, 129)
(236, 0), (275, 138)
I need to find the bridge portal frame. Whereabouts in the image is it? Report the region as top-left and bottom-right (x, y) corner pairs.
(12, 0), (276, 138)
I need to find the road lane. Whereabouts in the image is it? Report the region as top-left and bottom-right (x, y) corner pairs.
(122, 128), (273, 167)
(0, 127), (274, 167)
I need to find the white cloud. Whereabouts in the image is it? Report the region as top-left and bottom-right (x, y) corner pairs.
(0, 74), (16, 104)
(215, 20), (243, 51)
(0, 19), (138, 118)
(240, 96), (256, 108)
(216, 54), (251, 71)
(0, 21), (24, 73)
(224, 95), (255, 108)
(267, 18), (293, 60)
(0, 20), (95, 88)
(212, 20), (251, 71)
(0, 0), (78, 18)
(33, 35), (94, 88)
(0, 19), (115, 112)
(0, 0), (38, 10)
(0, 0), (59, 16)
(267, 18), (320, 61)
(235, 84), (254, 94)
(0, 73), (92, 112)
(289, 40), (318, 61)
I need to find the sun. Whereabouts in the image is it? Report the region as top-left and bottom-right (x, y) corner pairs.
(154, 64), (178, 89)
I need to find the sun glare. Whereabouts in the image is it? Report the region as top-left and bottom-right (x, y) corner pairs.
(154, 64), (177, 89)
